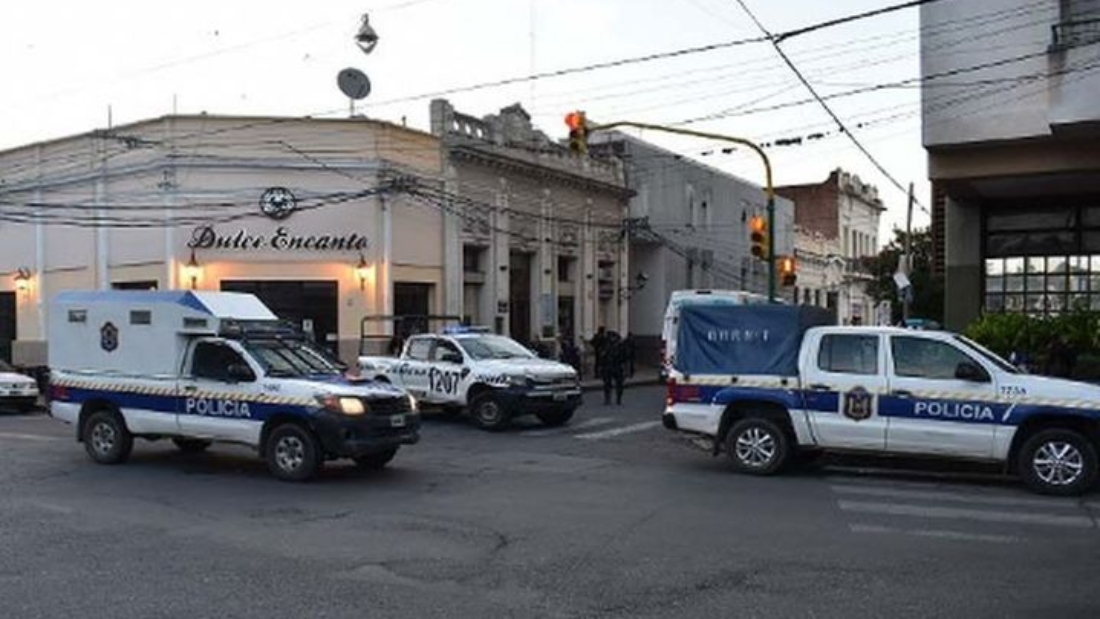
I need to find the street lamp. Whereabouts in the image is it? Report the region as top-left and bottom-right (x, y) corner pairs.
(182, 250), (201, 290)
(354, 14), (379, 55)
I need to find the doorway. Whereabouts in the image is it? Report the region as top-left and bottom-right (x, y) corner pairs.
(393, 282), (434, 336)
(0, 292), (14, 363)
(220, 280), (339, 354)
(510, 252), (532, 343)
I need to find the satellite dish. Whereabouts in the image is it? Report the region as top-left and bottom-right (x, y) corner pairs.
(337, 68), (371, 100)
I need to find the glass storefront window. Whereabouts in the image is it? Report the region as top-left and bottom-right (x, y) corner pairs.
(1026, 257), (1045, 273)
(985, 254), (1100, 316)
(985, 259), (1004, 276)
(1005, 257), (1025, 274)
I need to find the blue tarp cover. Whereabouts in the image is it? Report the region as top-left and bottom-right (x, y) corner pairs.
(675, 304), (833, 376)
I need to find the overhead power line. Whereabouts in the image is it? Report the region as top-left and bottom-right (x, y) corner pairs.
(732, 0), (931, 213)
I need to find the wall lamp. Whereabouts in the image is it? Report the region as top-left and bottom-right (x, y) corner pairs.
(13, 267), (31, 294)
(356, 253), (371, 291)
(182, 250), (202, 290)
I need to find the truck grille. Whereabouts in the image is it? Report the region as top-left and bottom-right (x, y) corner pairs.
(367, 396), (411, 416)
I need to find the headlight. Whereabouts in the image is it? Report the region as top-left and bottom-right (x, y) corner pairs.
(407, 394), (419, 413)
(317, 395), (367, 416)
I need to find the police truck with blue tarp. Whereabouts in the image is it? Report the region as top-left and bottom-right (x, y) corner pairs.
(48, 291), (419, 481)
(663, 304), (1100, 495)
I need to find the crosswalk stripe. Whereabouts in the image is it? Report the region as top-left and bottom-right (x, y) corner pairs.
(837, 500), (1096, 528)
(575, 421), (662, 441)
(831, 484), (1083, 510)
(523, 417), (616, 437)
(849, 523), (1023, 544)
(0, 432), (62, 442)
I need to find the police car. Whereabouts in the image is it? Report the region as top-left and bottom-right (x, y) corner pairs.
(664, 304), (1100, 496)
(0, 359), (39, 412)
(47, 291), (420, 481)
(358, 326), (581, 431)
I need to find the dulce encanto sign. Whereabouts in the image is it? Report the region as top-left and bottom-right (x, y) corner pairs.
(187, 225), (369, 252)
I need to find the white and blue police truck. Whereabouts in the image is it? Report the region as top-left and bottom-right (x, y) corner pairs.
(663, 304), (1100, 495)
(358, 326), (581, 431)
(48, 291), (419, 481)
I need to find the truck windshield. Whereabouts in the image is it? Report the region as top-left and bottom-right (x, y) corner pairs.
(953, 335), (1020, 374)
(245, 340), (341, 377)
(457, 335), (535, 360)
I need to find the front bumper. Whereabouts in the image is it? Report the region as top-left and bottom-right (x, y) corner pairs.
(496, 386), (583, 415)
(313, 410), (421, 458)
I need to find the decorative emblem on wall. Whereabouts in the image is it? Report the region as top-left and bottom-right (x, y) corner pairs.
(100, 322), (119, 353)
(259, 187), (298, 220)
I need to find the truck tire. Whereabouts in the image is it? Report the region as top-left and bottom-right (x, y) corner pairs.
(470, 393), (512, 432)
(725, 417), (790, 475)
(353, 447), (398, 470)
(172, 438), (212, 454)
(83, 410), (133, 465)
(265, 423), (322, 482)
(536, 408), (575, 427)
(1017, 428), (1098, 496)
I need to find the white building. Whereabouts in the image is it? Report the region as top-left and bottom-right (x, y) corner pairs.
(591, 133), (795, 363)
(923, 0), (1100, 328)
(779, 169), (884, 325)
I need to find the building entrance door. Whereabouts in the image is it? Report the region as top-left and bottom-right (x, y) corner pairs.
(220, 281), (339, 355)
(0, 292), (14, 363)
(393, 282), (433, 336)
(510, 252), (532, 344)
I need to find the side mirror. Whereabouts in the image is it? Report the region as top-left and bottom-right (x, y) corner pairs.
(955, 362), (989, 382)
(227, 362), (255, 383)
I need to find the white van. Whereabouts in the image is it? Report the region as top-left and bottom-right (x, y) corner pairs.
(661, 289), (770, 380)
(48, 291), (419, 481)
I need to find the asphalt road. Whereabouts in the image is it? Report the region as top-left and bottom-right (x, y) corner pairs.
(1, 387), (1098, 619)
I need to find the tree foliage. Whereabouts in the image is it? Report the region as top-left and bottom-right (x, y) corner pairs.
(861, 227), (943, 324)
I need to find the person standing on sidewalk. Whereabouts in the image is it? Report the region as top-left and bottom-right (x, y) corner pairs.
(623, 332), (637, 378)
(600, 331), (627, 405)
(590, 326), (608, 380)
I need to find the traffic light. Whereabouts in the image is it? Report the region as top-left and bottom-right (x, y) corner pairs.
(749, 215), (769, 260)
(565, 111), (588, 155)
(779, 255), (797, 286)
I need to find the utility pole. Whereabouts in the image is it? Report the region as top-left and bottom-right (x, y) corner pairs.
(902, 182), (914, 322)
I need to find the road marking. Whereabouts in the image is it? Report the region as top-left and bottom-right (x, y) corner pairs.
(837, 500), (1096, 528)
(831, 484), (1083, 510)
(523, 417), (616, 437)
(575, 421), (662, 441)
(849, 523), (1022, 544)
(0, 432), (61, 442)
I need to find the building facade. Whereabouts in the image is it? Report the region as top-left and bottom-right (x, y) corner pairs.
(779, 169), (884, 324)
(430, 100), (632, 349)
(923, 0), (1100, 329)
(590, 133), (796, 362)
(0, 114), (445, 365)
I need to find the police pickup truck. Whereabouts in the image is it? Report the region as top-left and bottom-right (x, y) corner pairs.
(358, 327), (581, 431)
(48, 291), (419, 481)
(663, 304), (1100, 496)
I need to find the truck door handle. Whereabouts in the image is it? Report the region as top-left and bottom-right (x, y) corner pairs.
(891, 389), (913, 398)
(809, 384), (831, 391)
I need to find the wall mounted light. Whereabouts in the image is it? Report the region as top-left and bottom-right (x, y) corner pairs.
(13, 267), (31, 294)
(356, 253), (371, 291)
(182, 250), (201, 290)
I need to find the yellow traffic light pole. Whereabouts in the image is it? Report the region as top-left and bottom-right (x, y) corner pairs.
(584, 120), (777, 303)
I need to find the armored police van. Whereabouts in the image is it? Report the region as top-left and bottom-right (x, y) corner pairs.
(664, 304), (1100, 496)
(358, 326), (581, 431)
(48, 291), (419, 481)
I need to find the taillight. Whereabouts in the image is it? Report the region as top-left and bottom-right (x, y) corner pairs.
(665, 377), (676, 408)
(50, 384), (68, 402)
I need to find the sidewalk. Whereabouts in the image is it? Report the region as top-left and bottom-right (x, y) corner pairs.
(579, 369), (661, 392)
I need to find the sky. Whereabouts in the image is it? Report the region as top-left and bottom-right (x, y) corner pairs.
(1, 0), (930, 237)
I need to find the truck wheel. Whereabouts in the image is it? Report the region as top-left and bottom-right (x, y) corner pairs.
(1017, 428), (1098, 496)
(83, 411), (133, 465)
(353, 447), (398, 470)
(725, 417), (790, 475)
(536, 408), (575, 427)
(172, 438), (212, 454)
(266, 423), (322, 482)
(470, 394), (512, 432)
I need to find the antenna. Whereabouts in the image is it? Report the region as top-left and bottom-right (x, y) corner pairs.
(336, 68), (372, 117)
